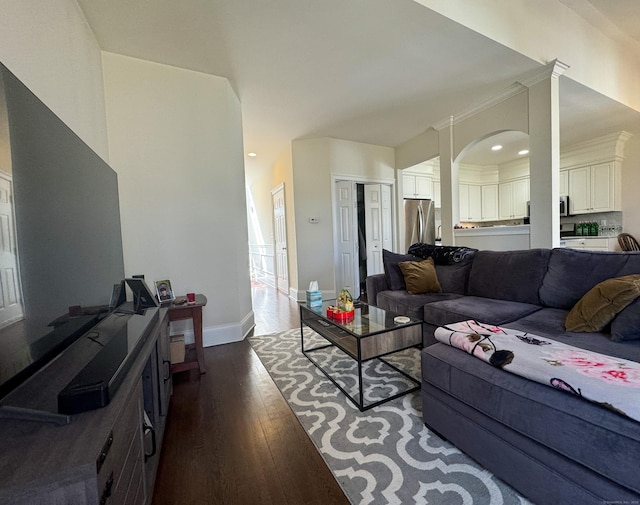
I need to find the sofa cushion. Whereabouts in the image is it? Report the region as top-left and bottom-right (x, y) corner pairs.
(434, 262), (473, 295)
(423, 296), (542, 328)
(539, 249), (640, 310)
(565, 275), (640, 332)
(504, 308), (640, 363)
(611, 297), (640, 342)
(382, 249), (419, 291)
(398, 257), (442, 294)
(467, 249), (550, 304)
(376, 290), (463, 320)
(422, 343), (640, 495)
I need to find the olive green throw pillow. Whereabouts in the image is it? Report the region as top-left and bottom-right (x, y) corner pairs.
(398, 257), (442, 295)
(565, 274), (640, 332)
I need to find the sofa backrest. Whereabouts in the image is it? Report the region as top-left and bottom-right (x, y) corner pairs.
(407, 243), (477, 295)
(539, 248), (640, 309)
(435, 262), (473, 295)
(467, 249), (551, 305)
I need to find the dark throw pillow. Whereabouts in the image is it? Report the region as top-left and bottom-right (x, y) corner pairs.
(565, 274), (640, 332)
(382, 249), (419, 291)
(407, 243), (477, 265)
(398, 257), (442, 295)
(610, 297), (640, 342)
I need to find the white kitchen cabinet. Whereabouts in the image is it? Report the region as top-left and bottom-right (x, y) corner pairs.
(562, 237), (617, 251)
(481, 184), (499, 221)
(591, 162), (614, 211)
(459, 183), (482, 221)
(433, 180), (441, 208)
(403, 174), (432, 199)
(560, 170), (568, 196)
(513, 178), (529, 217)
(568, 162), (617, 214)
(499, 178), (529, 219)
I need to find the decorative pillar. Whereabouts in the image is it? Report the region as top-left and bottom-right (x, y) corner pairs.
(523, 60), (569, 249)
(436, 117), (459, 245)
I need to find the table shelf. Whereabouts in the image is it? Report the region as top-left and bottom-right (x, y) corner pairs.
(167, 295), (207, 375)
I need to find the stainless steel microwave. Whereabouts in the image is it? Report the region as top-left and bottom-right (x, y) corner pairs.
(559, 195), (569, 216)
(526, 195), (570, 219)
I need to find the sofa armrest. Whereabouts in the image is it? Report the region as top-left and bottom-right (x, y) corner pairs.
(366, 274), (389, 306)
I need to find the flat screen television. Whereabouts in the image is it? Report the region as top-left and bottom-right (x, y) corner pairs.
(0, 63), (125, 401)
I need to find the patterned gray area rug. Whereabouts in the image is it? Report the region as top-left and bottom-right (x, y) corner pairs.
(248, 328), (532, 505)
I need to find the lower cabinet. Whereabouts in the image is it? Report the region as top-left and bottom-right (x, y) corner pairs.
(562, 237), (617, 251)
(141, 315), (172, 500)
(0, 310), (172, 505)
(97, 381), (146, 505)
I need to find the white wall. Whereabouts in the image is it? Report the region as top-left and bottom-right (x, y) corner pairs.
(416, 0), (640, 113)
(102, 53), (253, 346)
(0, 0), (109, 159)
(291, 137), (395, 299)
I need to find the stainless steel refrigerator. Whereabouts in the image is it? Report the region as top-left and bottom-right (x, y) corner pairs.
(404, 198), (435, 250)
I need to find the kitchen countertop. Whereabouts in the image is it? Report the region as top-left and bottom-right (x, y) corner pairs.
(560, 236), (616, 240)
(454, 225), (530, 235)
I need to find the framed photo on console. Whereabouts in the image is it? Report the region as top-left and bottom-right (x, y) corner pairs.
(155, 279), (175, 301)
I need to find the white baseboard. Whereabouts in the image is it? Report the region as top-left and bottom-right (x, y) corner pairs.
(175, 310), (255, 348)
(206, 310), (255, 347)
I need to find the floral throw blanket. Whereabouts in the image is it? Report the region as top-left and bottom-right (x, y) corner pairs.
(434, 320), (640, 423)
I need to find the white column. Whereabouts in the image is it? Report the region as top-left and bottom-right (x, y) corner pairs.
(525, 60), (569, 249)
(437, 118), (459, 245)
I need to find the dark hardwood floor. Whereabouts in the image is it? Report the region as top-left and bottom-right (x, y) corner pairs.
(151, 282), (349, 505)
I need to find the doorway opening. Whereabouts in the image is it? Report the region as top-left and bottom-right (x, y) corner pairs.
(333, 179), (393, 300)
(356, 184), (366, 295)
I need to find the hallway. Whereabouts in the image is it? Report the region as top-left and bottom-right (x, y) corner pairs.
(250, 280), (300, 335)
(152, 281), (348, 505)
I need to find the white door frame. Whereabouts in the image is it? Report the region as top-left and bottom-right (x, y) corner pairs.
(271, 183), (289, 295)
(331, 174), (396, 297)
(0, 171), (23, 329)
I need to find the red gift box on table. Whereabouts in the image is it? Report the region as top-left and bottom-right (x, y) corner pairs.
(326, 306), (354, 322)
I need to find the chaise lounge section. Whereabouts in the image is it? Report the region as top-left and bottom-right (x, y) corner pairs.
(366, 246), (640, 505)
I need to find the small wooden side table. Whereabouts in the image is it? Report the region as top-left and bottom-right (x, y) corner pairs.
(168, 294), (207, 374)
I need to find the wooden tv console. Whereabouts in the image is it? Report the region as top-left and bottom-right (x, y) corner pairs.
(0, 307), (172, 505)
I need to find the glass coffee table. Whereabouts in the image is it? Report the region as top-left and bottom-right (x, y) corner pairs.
(299, 300), (422, 411)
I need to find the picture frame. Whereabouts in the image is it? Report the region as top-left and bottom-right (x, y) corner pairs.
(155, 279), (175, 301)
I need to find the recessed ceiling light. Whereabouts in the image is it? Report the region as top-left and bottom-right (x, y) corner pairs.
(518, 149), (529, 156)
(247, 152), (257, 157)
(491, 145), (503, 151)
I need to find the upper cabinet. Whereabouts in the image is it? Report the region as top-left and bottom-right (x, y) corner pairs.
(568, 162), (618, 214)
(499, 178), (529, 219)
(433, 180), (441, 208)
(561, 132), (628, 215)
(481, 184), (499, 221)
(559, 170), (568, 196)
(403, 173), (432, 199)
(459, 183), (482, 221)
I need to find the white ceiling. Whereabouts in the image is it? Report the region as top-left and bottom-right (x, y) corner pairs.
(76, 0), (640, 173)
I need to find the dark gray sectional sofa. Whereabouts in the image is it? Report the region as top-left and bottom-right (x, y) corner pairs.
(366, 246), (640, 505)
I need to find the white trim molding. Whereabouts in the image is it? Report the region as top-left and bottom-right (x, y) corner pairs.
(519, 59), (570, 87)
(188, 310), (256, 347)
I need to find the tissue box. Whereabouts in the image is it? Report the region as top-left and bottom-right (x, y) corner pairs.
(306, 290), (322, 307)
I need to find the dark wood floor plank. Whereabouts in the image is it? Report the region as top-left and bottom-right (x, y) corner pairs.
(152, 283), (348, 505)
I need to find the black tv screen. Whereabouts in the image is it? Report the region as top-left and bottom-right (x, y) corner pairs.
(0, 64), (125, 399)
